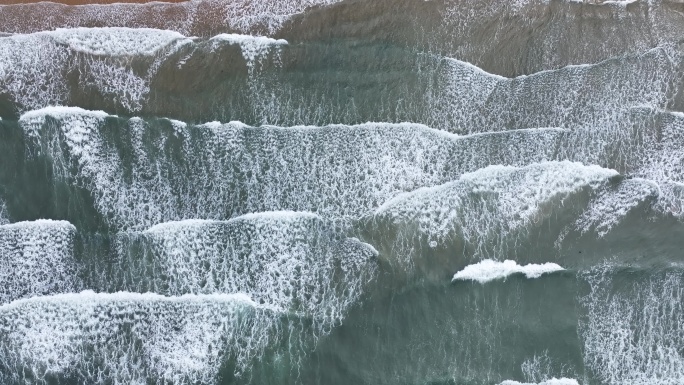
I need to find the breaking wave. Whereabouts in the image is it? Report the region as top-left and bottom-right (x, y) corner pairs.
(0, 291), (270, 384)
(1, 2), (684, 384)
(0, 220), (81, 304)
(113, 212), (378, 336)
(453, 260), (565, 284)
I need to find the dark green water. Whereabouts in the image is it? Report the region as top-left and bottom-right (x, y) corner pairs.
(1, 0), (684, 384)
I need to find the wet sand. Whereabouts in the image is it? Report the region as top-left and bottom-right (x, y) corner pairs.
(3, 0), (188, 4)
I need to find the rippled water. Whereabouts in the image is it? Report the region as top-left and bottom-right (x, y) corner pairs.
(1, 0), (684, 384)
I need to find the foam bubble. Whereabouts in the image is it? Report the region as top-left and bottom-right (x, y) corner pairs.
(453, 259), (565, 284)
(520, 352), (579, 385)
(20, 106), (111, 126)
(0, 220), (81, 304)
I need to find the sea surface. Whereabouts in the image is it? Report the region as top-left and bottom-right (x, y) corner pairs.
(1, 0), (684, 384)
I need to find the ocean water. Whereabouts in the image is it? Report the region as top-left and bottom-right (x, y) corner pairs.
(0, 0), (683, 384)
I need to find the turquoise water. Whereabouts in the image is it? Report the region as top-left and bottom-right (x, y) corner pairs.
(1, 0), (684, 384)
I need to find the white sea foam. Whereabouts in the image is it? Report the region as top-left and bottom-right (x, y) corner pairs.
(20, 106), (110, 126)
(235, 210), (320, 221)
(453, 259), (565, 283)
(438, 0), (684, 81)
(0, 28), (190, 112)
(600, 0), (637, 6)
(0, 199), (8, 225)
(21, 107), (112, 170)
(1, 28), (285, 100)
(21, 113), (566, 230)
(631, 110), (684, 215)
(428, 46), (677, 134)
(520, 352), (578, 385)
(499, 379), (580, 385)
(211, 33), (287, 67)
(0, 290), (255, 310)
(0, 0), (344, 36)
(20, 105), (669, 245)
(3, 23), (678, 132)
(216, 0), (342, 34)
(211, 34), (288, 46)
(572, 178), (658, 237)
(166, 117), (188, 136)
(117, 212), (378, 334)
(580, 265), (684, 385)
(0, 220), (81, 304)
(0, 33), (71, 110)
(374, 161), (617, 260)
(46, 27), (187, 56)
(0, 291), (269, 384)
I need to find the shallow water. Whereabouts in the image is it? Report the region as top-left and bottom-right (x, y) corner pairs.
(1, 0), (684, 384)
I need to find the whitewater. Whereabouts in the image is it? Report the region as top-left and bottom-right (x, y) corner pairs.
(1, 0), (684, 384)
